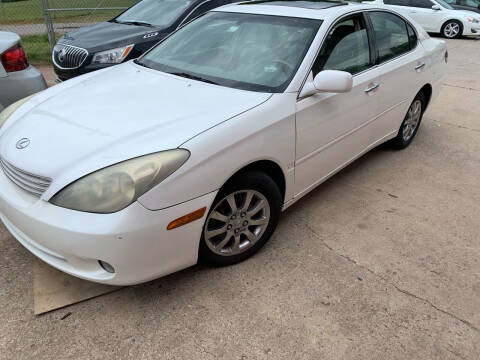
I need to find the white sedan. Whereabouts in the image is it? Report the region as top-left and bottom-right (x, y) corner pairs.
(0, 1), (447, 285)
(366, 0), (480, 38)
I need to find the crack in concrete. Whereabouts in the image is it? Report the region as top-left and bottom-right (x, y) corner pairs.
(444, 83), (480, 92)
(193, 340), (216, 359)
(430, 118), (480, 133)
(305, 224), (480, 334)
(445, 347), (468, 360)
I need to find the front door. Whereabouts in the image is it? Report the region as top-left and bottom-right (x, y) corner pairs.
(294, 12), (380, 197)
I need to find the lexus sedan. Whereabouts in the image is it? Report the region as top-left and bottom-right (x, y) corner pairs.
(366, 0), (480, 38)
(53, 0), (242, 81)
(0, 1), (447, 285)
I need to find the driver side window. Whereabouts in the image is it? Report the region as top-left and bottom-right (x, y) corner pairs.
(312, 14), (372, 77)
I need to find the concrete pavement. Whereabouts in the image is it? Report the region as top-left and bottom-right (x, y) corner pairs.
(0, 38), (479, 359)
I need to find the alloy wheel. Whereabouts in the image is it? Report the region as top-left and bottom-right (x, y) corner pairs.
(444, 22), (460, 38)
(402, 99), (422, 142)
(204, 190), (271, 257)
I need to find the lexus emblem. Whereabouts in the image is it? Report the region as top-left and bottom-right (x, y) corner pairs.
(16, 138), (30, 149)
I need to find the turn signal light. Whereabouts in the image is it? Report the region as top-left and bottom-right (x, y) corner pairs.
(167, 207), (207, 230)
(1, 44), (29, 72)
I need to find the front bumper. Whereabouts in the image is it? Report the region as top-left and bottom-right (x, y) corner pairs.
(0, 168), (217, 285)
(464, 26), (480, 36)
(53, 61), (113, 81)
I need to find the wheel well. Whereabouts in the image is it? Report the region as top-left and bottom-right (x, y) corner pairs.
(227, 160), (286, 202)
(419, 84), (432, 109)
(442, 19), (463, 34)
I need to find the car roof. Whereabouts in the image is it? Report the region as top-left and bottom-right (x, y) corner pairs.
(216, 1), (374, 20)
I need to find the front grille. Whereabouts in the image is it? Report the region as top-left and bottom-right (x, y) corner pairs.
(52, 44), (88, 70)
(0, 157), (52, 196)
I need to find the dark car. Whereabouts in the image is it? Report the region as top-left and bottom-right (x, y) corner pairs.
(445, 0), (480, 13)
(53, 0), (239, 81)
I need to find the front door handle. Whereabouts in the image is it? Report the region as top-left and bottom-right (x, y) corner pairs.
(415, 62), (426, 71)
(364, 83), (380, 93)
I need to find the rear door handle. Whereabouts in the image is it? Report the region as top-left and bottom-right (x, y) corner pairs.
(364, 83), (380, 93)
(415, 62), (426, 71)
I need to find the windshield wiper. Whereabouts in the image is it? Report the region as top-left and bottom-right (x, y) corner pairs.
(113, 20), (154, 27)
(169, 72), (219, 85)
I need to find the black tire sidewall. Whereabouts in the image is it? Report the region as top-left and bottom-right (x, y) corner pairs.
(199, 171), (282, 266)
(391, 92), (426, 149)
(442, 20), (463, 39)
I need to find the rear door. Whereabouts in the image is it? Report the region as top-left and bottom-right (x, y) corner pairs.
(366, 10), (426, 140)
(383, 0), (415, 18)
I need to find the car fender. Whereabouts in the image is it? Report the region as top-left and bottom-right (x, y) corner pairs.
(138, 93), (297, 211)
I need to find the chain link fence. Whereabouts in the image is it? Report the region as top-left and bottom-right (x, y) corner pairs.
(0, 0), (138, 64)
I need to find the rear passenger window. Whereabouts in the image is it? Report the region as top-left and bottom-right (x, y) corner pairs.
(410, 0), (435, 7)
(407, 22), (418, 49)
(313, 14), (371, 76)
(384, 0), (411, 5)
(369, 12), (410, 63)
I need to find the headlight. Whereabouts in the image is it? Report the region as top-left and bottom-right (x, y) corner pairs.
(465, 17), (479, 23)
(50, 149), (190, 213)
(91, 45), (134, 65)
(0, 94), (36, 129)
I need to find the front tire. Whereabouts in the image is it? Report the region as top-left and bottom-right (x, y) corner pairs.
(199, 171), (282, 266)
(388, 92), (426, 150)
(441, 20), (462, 39)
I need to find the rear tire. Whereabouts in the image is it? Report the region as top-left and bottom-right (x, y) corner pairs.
(199, 171), (282, 267)
(441, 20), (462, 39)
(388, 92), (426, 150)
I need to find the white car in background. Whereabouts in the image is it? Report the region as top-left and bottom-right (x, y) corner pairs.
(0, 1), (447, 285)
(366, 0), (480, 38)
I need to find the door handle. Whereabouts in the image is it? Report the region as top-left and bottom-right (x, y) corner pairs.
(410, 10), (417, 13)
(364, 83), (380, 93)
(415, 62), (426, 71)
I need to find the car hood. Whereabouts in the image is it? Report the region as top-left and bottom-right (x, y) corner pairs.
(0, 61), (271, 196)
(58, 21), (167, 52)
(458, 9), (480, 18)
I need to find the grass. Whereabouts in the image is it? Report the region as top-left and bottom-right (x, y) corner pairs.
(21, 34), (52, 65)
(0, 0), (137, 24)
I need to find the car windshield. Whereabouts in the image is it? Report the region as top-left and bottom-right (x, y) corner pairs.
(115, 0), (194, 27)
(435, 0), (455, 9)
(137, 12), (321, 93)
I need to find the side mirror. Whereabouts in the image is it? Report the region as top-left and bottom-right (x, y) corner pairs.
(300, 70), (353, 97)
(432, 4), (442, 10)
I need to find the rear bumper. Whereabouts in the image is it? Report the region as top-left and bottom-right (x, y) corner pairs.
(0, 65), (47, 109)
(0, 167), (217, 285)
